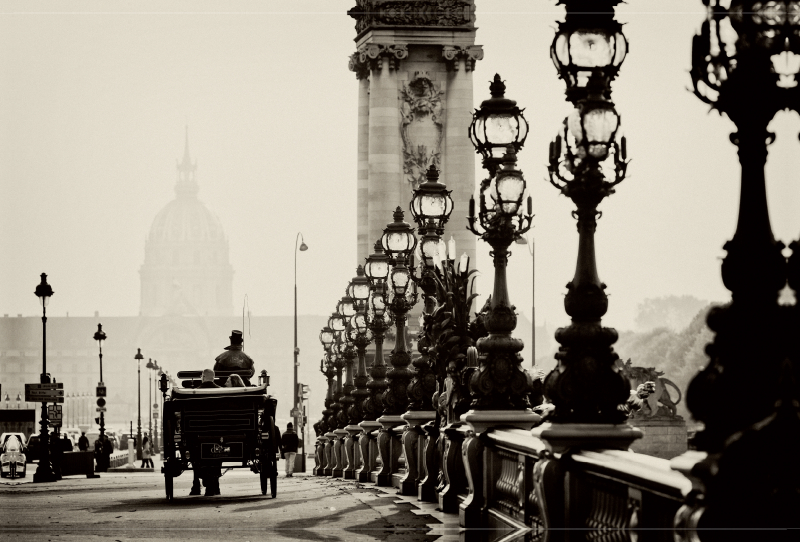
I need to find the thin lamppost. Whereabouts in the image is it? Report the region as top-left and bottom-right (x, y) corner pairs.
(515, 235), (535, 366)
(155, 367), (163, 453)
(146, 359), (155, 445)
(134, 349), (143, 460)
(293, 232), (308, 471)
(93, 323), (107, 444)
(33, 273), (56, 483)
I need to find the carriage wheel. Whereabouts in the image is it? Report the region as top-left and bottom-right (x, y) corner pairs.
(165, 472), (173, 500)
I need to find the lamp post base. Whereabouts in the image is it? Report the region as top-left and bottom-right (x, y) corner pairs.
(461, 409), (540, 435)
(531, 422), (642, 454)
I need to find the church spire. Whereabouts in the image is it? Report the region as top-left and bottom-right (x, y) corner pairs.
(176, 125), (198, 198)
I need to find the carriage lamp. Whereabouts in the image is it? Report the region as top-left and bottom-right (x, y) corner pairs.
(259, 370), (270, 387)
(381, 207), (417, 263)
(159, 373), (169, 395)
(469, 74), (529, 175)
(409, 165), (454, 233)
(551, 6), (627, 101)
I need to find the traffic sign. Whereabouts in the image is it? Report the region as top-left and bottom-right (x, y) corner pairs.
(96, 406), (107, 412)
(96, 385), (106, 397)
(25, 383), (65, 403)
(153, 403), (159, 409)
(153, 412), (159, 419)
(47, 405), (63, 427)
(290, 408), (301, 417)
(47, 404), (62, 420)
(96, 397), (106, 408)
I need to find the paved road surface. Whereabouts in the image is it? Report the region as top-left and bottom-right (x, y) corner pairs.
(0, 463), (458, 541)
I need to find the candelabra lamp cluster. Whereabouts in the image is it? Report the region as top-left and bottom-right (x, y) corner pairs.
(672, 1), (800, 535)
(538, 0), (634, 431)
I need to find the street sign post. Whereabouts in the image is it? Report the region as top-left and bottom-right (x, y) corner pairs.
(25, 383), (64, 403)
(96, 384), (106, 397)
(96, 406), (107, 412)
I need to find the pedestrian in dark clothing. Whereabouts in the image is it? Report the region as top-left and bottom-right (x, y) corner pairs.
(280, 423), (300, 477)
(62, 434), (72, 453)
(78, 432), (90, 452)
(102, 436), (113, 470)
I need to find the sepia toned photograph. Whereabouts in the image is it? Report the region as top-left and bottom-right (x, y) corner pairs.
(1, 1), (798, 540)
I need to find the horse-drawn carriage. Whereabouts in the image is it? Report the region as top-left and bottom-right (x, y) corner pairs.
(160, 368), (279, 500)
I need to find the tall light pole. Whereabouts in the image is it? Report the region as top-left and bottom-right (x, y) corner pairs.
(515, 235), (535, 366)
(93, 323), (107, 446)
(146, 358), (155, 445)
(134, 349), (143, 460)
(293, 232), (308, 471)
(33, 273), (56, 483)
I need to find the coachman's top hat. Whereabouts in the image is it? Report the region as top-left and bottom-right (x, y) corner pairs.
(229, 330), (243, 344)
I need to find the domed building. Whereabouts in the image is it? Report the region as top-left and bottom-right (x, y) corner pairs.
(139, 129), (234, 317)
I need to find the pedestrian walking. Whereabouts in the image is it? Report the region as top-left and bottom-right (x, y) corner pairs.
(141, 435), (154, 468)
(78, 432), (90, 452)
(280, 422), (299, 477)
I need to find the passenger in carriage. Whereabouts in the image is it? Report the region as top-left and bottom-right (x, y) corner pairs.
(198, 369), (221, 389)
(213, 330), (255, 385)
(225, 374), (246, 388)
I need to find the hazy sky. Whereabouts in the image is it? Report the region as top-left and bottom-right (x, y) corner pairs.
(2, 0), (799, 334)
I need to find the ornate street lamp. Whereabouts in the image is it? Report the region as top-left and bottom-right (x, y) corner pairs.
(671, 1), (800, 535)
(93, 323), (107, 450)
(535, 1), (634, 443)
(380, 209), (419, 418)
(32, 273), (56, 483)
(409, 165), (454, 235)
(551, 0), (627, 102)
(464, 147), (535, 426)
(134, 348), (144, 460)
(469, 74), (529, 176)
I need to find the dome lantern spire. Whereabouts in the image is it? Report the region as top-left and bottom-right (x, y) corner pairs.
(176, 125), (198, 198)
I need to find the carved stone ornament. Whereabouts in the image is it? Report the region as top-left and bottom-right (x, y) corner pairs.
(442, 45), (484, 72)
(350, 43), (408, 74)
(400, 72), (444, 186)
(348, 0), (475, 36)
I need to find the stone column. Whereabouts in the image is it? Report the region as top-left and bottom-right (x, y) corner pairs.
(443, 45), (483, 268)
(349, 54), (371, 264)
(366, 44), (407, 266)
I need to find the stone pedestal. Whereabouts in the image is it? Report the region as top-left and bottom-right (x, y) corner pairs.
(376, 414), (406, 487)
(531, 423), (642, 454)
(314, 436), (328, 476)
(332, 429), (348, 478)
(344, 425), (363, 480)
(418, 421), (439, 503)
(628, 416), (688, 460)
(399, 410), (435, 496)
(357, 420), (381, 483)
(323, 432), (336, 476)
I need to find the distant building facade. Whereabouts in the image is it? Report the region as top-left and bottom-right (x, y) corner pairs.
(0, 132), (326, 431)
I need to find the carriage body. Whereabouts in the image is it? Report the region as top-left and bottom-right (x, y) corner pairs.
(161, 369), (278, 499)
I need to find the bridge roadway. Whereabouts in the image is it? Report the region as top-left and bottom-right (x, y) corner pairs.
(0, 458), (459, 542)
